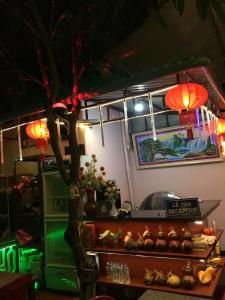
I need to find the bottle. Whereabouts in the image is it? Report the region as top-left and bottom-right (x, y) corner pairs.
(123, 263), (130, 284)
(215, 242), (221, 256)
(118, 263), (124, 284)
(111, 262), (117, 283)
(106, 262), (111, 279)
(212, 220), (217, 231)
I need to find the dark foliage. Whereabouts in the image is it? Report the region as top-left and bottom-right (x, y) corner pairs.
(0, 0), (158, 120)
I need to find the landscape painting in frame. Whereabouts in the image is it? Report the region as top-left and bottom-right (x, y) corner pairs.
(133, 126), (223, 169)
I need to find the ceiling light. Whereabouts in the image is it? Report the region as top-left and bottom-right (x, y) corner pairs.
(135, 103), (144, 112)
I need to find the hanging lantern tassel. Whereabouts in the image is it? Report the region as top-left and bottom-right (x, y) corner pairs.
(36, 139), (49, 161)
(179, 110), (197, 140)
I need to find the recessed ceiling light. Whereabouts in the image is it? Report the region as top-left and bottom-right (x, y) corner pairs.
(135, 103), (144, 112)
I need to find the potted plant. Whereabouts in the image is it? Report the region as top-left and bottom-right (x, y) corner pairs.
(79, 155), (120, 217)
(103, 180), (120, 216)
(79, 154), (106, 216)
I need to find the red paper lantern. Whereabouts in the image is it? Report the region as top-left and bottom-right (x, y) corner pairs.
(216, 118), (225, 135)
(165, 83), (208, 111)
(26, 120), (49, 160)
(165, 83), (208, 140)
(26, 120), (49, 140)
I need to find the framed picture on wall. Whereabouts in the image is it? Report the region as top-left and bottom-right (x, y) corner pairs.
(132, 126), (223, 169)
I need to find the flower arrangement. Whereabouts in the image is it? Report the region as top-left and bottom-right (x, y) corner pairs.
(78, 154), (106, 191)
(103, 179), (120, 201)
(79, 154), (120, 207)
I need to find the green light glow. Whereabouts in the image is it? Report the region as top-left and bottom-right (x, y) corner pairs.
(20, 248), (38, 255)
(34, 281), (40, 290)
(47, 228), (66, 240)
(0, 243), (16, 251)
(0, 243), (17, 272)
(19, 248), (43, 273)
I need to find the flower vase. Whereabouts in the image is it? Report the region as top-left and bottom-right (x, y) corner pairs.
(110, 198), (118, 217)
(83, 188), (97, 216)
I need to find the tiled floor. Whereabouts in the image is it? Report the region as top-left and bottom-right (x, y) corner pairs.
(36, 288), (225, 300)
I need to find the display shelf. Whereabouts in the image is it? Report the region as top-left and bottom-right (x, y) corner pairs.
(49, 196), (68, 199)
(91, 218), (204, 241)
(42, 171), (68, 217)
(18, 242), (42, 250)
(45, 265), (79, 292)
(46, 263), (75, 269)
(88, 229), (223, 260)
(97, 254), (224, 298)
(44, 214), (69, 219)
(97, 267), (224, 298)
(88, 200), (224, 299)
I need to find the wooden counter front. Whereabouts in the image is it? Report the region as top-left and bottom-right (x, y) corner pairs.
(0, 272), (34, 300)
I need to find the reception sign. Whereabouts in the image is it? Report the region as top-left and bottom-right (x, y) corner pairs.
(165, 198), (201, 218)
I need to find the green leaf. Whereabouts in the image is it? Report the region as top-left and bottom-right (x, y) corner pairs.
(195, 0), (209, 19)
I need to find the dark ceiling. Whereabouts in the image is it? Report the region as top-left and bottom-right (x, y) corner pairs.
(0, 1), (224, 128)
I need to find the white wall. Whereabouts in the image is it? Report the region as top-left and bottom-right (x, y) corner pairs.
(85, 123), (130, 204)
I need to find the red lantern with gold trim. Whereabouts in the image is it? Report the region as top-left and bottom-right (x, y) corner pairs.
(165, 83), (208, 111)
(26, 120), (49, 140)
(26, 120), (49, 158)
(165, 83), (208, 139)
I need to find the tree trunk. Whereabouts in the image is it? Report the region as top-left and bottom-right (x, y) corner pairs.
(65, 184), (98, 300)
(47, 106), (98, 300)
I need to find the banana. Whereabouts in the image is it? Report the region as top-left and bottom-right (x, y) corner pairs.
(209, 257), (223, 266)
(99, 229), (111, 240)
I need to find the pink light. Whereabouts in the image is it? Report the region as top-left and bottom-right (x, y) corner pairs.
(52, 102), (67, 109)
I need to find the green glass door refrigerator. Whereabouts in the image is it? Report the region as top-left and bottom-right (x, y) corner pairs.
(43, 171), (79, 292)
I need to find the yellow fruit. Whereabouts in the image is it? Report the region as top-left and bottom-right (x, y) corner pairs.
(99, 230), (111, 240)
(205, 266), (217, 277)
(209, 257), (223, 266)
(198, 270), (212, 284)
